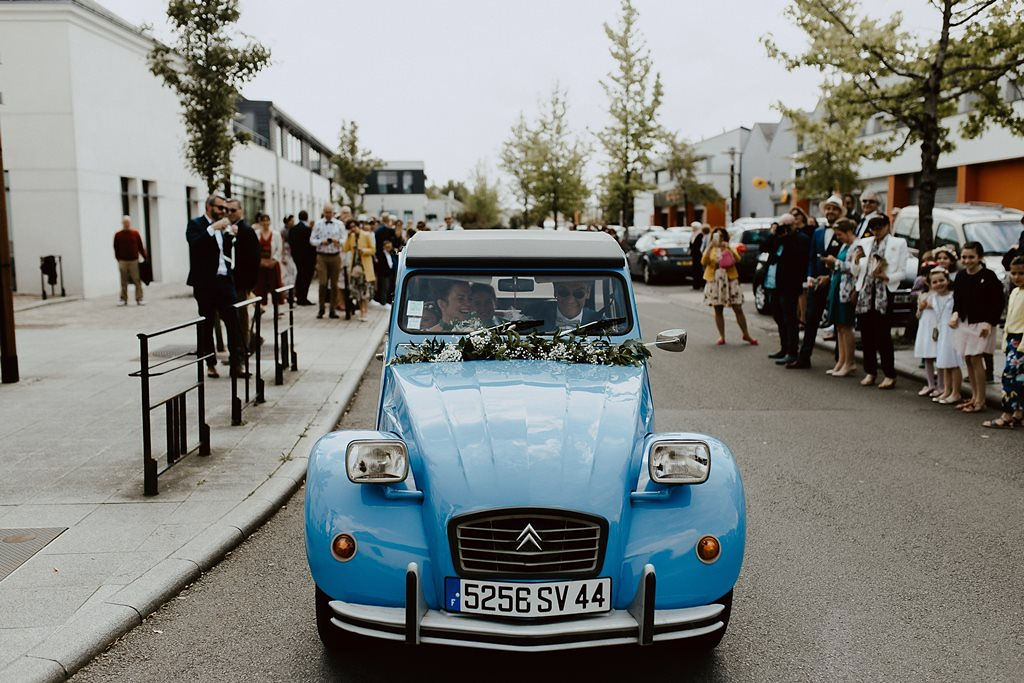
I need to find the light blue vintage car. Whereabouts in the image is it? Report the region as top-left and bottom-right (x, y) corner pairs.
(305, 230), (745, 652)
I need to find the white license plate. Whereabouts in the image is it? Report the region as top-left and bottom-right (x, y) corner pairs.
(444, 577), (611, 618)
(893, 294), (912, 304)
(677, 259), (692, 266)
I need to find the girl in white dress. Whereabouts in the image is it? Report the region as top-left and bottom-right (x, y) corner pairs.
(930, 267), (962, 405)
(914, 271), (941, 396)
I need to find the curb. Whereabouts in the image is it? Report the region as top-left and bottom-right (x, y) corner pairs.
(13, 296), (83, 313)
(0, 314), (391, 683)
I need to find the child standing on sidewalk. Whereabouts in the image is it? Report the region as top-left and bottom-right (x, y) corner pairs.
(950, 242), (1004, 413)
(983, 256), (1024, 429)
(914, 266), (942, 396)
(931, 267), (962, 405)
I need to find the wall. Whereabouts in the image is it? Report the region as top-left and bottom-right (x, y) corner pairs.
(0, 9), (82, 296)
(958, 158), (1024, 208)
(66, 13), (203, 297)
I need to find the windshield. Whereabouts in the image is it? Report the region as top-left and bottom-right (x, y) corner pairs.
(400, 272), (632, 335)
(963, 220), (1021, 254)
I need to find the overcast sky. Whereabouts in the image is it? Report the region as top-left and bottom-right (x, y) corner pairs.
(101, 0), (938, 188)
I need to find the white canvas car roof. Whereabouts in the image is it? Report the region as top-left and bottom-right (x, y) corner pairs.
(403, 230), (627, 268)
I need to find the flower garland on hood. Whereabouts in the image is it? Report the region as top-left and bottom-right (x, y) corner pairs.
(390, 327), (651, 367)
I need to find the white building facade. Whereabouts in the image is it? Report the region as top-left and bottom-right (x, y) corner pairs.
(0, 0), (332, 298)
(642, 120), (797, 228)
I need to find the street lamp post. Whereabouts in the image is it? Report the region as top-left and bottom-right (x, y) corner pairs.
(0, 119), (19, 383)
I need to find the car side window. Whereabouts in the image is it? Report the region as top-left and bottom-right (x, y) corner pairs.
(935, 223), (959, 249)
(893, 215), (917, 249)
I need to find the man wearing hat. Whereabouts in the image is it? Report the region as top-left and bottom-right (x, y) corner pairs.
(789, 194), (845, 368)
(689, 221), (708, 289)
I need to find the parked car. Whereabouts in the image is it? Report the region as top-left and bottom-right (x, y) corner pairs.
(730, 223), (772, 282)
(306, 230), (746, 653)
(623, 224), (663, 249)
(627, 230), (694, 284)
(893, 203), (1023, 283)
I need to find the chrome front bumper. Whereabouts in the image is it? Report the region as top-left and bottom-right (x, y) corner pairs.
(327, 563), (727, 652)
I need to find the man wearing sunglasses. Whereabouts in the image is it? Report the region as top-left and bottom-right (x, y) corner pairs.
(550, 280), (601, 330)
(186, 194), (244, 378)
(855, 191), (882, 239)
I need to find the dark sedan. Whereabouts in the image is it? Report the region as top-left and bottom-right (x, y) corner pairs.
(627, 232), (694, 284)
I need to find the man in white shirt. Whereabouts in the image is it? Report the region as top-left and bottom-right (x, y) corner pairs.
(310, 203), (344, 318)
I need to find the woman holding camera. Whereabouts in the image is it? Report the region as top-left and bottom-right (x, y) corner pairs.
(701, 227), (757, 346)
(853, 214), (908, 389)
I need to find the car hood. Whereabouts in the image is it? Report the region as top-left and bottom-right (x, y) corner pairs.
(381, 360), (652, 522)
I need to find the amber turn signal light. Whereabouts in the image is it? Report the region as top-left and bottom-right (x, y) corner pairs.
(696, 535), (721, 564)
(331, 533), (357, 562)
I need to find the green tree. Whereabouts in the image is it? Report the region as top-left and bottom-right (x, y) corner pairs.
(501, 87), (590, 228)
(533, 86), (590, 226)
(596, 0), (664, 226)
(149, 0), (270, 194)
(781, 99), (871, 202)
(458, 164), (503, 229)
(499, 113), (543, 227)
(331, 120), (379, 210)
(765, 0), (1024, 250)
(427, 179), (469, 203)
(661, 133), (722, 217)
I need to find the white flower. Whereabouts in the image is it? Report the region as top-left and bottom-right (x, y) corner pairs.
(434, 344), (464, 362)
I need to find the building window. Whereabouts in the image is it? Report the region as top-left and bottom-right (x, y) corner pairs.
(231, 175), (266, 221)
(1006, 79), (1023, 102)
(121, 177), (131, 216)
(278, 125), (288, 159)
(310, 149), (321, 175)
(186, 186), (199, 219)
(378, 171), (399, 193)
(402, 171), (414, 194)
(141, 180), (155, 265)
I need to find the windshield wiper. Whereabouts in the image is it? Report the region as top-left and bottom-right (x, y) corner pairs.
(571, 316), (628, 335)
(475, 319), (545, 335)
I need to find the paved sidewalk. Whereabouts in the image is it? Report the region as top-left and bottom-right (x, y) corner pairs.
(639, 284), (1005, 407)
(0, 283), (389, 682)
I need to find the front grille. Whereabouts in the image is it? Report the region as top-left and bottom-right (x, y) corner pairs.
(449, 508), (608, 579)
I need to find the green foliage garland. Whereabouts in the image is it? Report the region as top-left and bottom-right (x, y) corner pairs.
(390, 328), (651, 367)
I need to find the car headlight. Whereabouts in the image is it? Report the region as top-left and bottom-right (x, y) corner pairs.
(648, 440), (710, 484)
(346, 440), (408, 484)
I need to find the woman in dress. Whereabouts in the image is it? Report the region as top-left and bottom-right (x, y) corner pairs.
(253, 212), (283, 309)
(280, 215), (297, 287)
(930, 267), (962, 405)
(913, 265), (941, 396)
(342, 218), (376, 322)
(701, 227), (757, 346)
(822, 218), (860, 377)
(949, 241), (1004, 413)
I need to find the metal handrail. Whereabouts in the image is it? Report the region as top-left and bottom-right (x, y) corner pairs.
(231, 296), (263, 425)
(131, 316), (210, 496)
(272, 284), (298, 385)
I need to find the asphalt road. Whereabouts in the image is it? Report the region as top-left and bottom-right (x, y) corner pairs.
(74, 284), (1024, 682)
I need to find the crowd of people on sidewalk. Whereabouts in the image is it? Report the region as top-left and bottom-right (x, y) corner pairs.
(169, 196), (439, 378)
(698, 191), (1024, 431)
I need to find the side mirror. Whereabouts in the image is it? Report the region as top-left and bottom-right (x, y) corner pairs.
(655, 329), (687, 352)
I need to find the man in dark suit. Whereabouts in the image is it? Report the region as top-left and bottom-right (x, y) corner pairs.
(374, 218), (399, 304)
(225, 198), (260, 352)
(187, 195), (243, 378)
(288, 210), (315, 304)
(377, 239), (397, 305)
(790, 194), (844, 368)
(763, 213), (810, 365)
